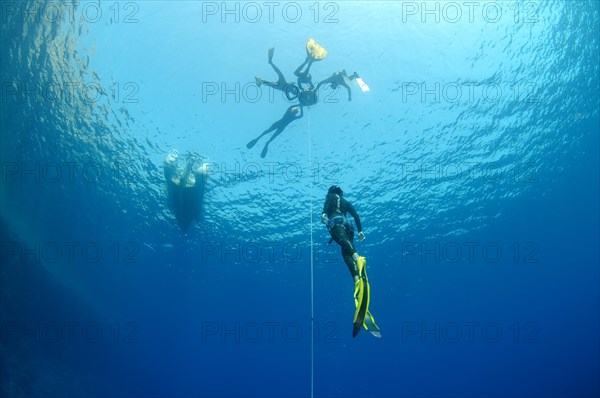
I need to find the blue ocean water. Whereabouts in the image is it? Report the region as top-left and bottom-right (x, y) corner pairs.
(1, 1), (599, 397)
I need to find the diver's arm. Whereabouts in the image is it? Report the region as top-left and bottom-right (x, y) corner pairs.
(316, 75), (334, 91)
(341, 82), (352, 101)
(347, 72), (359, 81)
(347, 201), (365, 241)
(345, 200), (363, 232)
(322, 196), (336, 223)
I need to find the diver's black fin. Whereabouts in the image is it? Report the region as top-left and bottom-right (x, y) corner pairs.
(260, 144), (269, 158)
(268, 48), (275, 63)
(352, 323), (361, 338)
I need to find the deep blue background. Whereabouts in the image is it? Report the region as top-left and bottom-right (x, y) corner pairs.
(1, 1), (599, 397)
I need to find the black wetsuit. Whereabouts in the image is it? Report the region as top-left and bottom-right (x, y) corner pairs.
(247, 105), (303, 158)
(250, 48), (321, 158)
(256, 48), (300, 101)
(316, 70), (358, 101)
(294, 56), (315, 90)
(295, 56), (318, 106)
(298, 89), (318, 107)
(322, 193), (363, 278)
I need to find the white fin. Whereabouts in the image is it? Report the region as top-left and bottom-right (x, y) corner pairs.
(356, 77), (370, 92)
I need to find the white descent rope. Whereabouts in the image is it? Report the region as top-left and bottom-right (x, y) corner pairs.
(308, 107), (314, 398)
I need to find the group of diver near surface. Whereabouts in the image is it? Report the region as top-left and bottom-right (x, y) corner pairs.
(164, 39), (380, 338)
(247, 38), (364, 158)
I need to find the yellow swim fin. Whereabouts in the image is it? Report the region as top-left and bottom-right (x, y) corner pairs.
(306, 38), (328, 60)
(352, 257), (381, 338)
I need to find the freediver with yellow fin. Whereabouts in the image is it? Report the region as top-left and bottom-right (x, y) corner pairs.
(321, 186), (381, 338)
(294, 38), (328, 90)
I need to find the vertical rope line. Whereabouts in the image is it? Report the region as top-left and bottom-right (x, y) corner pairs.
(308, 107), (314, 398)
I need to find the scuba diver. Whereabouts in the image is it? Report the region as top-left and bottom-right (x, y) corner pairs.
(316, 70), (360, 101)
(164, 150), (208, 231)
(321, 185), (381, 339)
(246, 105), (303, 158)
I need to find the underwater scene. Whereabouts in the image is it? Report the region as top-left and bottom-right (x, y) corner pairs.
(1, 1), (599, 397)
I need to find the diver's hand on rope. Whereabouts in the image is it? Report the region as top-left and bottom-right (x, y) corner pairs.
(358, 231), (365, 242)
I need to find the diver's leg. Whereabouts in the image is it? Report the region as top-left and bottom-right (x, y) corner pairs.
(339, 231), (357, 257)
(295, 58), (315, 89)
(342, 252), (360, 282)
(337, 236), (356, 257)
(304, 58), (314, 74)
(260, 124), (285, 158)
(256, 79), (278, 89)
(345, 230), (361, 279)
(294, 57), (312, 77)
(331, 225), (358, 273)
(260, 105), (302, 158)
(267, 50), (288, 87)
(247, 123), (277, 149)
(294, 59), (306, 77)
(343, 227), (365, 278)
(272, 67), (287, 87)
